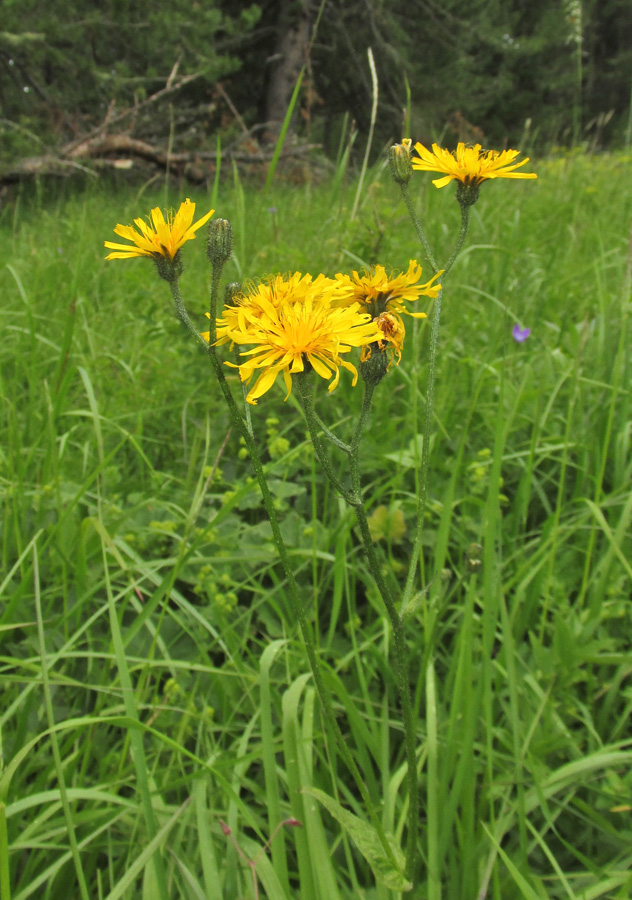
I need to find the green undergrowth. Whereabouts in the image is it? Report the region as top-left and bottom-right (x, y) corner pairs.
(1, 150), (631, 900)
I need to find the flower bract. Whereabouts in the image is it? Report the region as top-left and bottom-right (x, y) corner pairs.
(204, 273), (384, 404)
(105, 199), (214, 260)
(412, 142), (537, 188)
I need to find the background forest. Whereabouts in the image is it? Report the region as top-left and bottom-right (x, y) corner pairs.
(2, 0), (632, 185)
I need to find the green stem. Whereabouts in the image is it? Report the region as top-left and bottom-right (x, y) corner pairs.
(310, 410), (351, 453)
(348, 382), (420, 880)
(399, 182), (440, 274)
(296, 377), (357, 505)
(401, 286), (442, 611)
(442, 205), (470, 278)
(398, 179), (469, 277)
(300, 375), (419, 878)
(169, 269), (399, 872)
(402, 203), (470, 611)
(0, 801), (11, 900)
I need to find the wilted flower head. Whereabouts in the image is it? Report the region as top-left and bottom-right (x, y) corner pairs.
(362, 312), (406, 367)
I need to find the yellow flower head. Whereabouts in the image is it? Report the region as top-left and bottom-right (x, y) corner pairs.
(204, 272), (383, 405)
(210, 272), (340, 347)
(412, 142), (537, 188)
(105, 199), (214, 260)
(334, 260), (441, 365)
(334, 260), (441, 321)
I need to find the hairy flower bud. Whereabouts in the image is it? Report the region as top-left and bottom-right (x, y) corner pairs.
(207, 218), (233, 266)
(388, 138), (413, 185)
(359, 344), (390, 386)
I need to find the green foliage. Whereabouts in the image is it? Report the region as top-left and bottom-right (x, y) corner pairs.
(305, 787), (411, 892)
(2, 0), (632, 176)
(0, 154), (631, 897)
(304, 0), (632, 151)
(0, 0), (261, 155)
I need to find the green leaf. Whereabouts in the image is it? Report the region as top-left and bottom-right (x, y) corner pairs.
(482, 824), (546, 900)
(367, 504), (407, 543)
(383, 434), (424, 470)
(302, 787), (412, 892)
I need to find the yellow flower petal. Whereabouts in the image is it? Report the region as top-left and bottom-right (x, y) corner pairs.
(333, 260), (440, 328)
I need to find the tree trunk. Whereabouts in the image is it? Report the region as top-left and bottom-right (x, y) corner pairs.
(264, 0), (311, 141)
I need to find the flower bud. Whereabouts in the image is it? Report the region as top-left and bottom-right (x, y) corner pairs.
(207, 218), (233, 266)
(359, 344), (389, 386)
(388, 138), (413, 185)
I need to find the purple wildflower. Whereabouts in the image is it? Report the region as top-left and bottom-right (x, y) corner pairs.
(512, 324), (531, 343)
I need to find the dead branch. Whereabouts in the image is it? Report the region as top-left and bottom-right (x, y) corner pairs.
(62, 71), (203, 156)
(0, 66), (328, 187)
(0, 137), (326, 186)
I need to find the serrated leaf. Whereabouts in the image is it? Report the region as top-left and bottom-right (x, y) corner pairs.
(302, 787), (412, 892)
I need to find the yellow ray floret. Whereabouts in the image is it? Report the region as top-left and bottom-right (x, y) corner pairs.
(412, 142), (537, 188)
(105, 199), (214, 260)
(211, 272), (342, 348)
(203, 272), (383, 404)
(334, 260), (441, 320)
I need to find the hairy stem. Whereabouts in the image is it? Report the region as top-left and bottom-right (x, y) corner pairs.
(349, 382), (420, 879)
(399, 182), (440, 274)
(300, 374), (420, 879)
(296, 377), (357, 505)
(402, 202), (470, 610)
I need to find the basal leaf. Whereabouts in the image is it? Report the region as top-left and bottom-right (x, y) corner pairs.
(302, 787), (412, 892)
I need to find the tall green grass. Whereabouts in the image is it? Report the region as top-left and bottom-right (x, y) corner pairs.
(1, 150), (631, 899)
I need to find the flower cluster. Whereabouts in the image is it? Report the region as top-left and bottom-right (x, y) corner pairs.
(202, 260), (443, 403)
(206, 273), (385, 405)
(104, 201), (445, 404)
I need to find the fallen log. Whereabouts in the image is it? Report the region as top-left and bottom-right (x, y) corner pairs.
(0, 137), (325, 186)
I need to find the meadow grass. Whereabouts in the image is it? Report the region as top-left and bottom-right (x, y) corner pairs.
(1, 150), (631, 900)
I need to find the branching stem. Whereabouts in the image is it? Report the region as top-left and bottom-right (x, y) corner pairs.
(169, 268), (400, 873)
